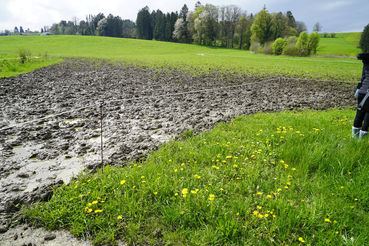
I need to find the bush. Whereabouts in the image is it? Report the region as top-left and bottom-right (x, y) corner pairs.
(360, 24), (369, 53)
(250, 42), (261, 53)
(296, 31), (309, 56)
(308, 32), (320, 55)
(18, 48), (31, 64)
(282, 36), (299, 56)
(272, 38), (288, 55)
(262, 42), (274, 55)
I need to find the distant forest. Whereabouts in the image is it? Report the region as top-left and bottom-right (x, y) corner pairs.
(6, 1), (321, 53)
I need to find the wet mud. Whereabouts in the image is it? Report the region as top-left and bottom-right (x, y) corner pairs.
(0, 58), (355, 245)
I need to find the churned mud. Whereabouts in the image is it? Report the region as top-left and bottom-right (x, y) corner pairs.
(0, 58), (355, 245)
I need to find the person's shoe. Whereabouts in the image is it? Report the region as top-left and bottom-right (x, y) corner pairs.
(352, 127), (361, 138)
(359, 130), (368, 139)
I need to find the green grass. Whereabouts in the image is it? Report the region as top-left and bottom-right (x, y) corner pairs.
(0, 35), (363, 81)
(25, 109), (369, 245)
(0, 53), (62, 78)
(318, 33), (361, 57)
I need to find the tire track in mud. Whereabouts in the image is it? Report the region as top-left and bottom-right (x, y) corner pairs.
(0, 58), (355, 244)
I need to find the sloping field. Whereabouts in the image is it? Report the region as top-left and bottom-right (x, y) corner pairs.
(318, 32), (361, 57)
(0, 35), (362, 81)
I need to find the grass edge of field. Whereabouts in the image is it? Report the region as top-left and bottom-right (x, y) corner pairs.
(23, 108), (369, 245)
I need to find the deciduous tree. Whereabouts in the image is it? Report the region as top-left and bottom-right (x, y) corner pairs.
(251, 9), (274, 45)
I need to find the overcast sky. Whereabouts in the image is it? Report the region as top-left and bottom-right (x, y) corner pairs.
(0, 0), (368, 33)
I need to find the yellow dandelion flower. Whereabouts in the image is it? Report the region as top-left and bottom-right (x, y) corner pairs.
(87, 208), (93, 213)
(153, 191), (158, 195)
(291, 168), (296, 171)
(253, 210), (259, 215)
(174, 169), (178, 172)
(182, 188), (188, 198)
(120, 180), (126, 185)
(208, 194), (215, 201)
(340, 186), (344, 189)
(194, 174), (201, 179)
(298, 237), (305, 243)
(94, 210), (103, 213)
(220, 188), (224, 191)
(258, 214), (264, 219)
(141, 176), (145, 179)
(180, 211), (184, 215)
(325, 218), (331, 223)
(226, 155), (232, 159)
(233, 164), (238, 168)
(266, 194), (272, 198)
(117, 215), (122, 220)
(174, 192), (178, 196)
(257, 206), (262, 210)
(257, 192), (263, 196)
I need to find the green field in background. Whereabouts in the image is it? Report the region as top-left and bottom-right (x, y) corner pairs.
(0, 35), (363, 81)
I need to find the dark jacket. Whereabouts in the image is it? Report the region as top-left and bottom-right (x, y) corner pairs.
(358, 62), (369, 94)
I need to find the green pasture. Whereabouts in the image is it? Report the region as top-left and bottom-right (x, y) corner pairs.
(318, 32), (361, 57)
(25, 109), (369, 245)
(0, 35), (363, 81)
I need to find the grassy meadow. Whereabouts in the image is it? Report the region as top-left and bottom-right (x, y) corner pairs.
(0, 35), (363, 81)
(318, 32), (361, 57)
(25, 109), (369, 245)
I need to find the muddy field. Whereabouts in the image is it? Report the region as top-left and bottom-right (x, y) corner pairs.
(0, 58), (355, 245)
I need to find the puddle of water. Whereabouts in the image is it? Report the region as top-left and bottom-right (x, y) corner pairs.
(151, 134), (171, 143)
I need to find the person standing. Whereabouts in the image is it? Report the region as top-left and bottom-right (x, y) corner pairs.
(352, 53), (369, 139)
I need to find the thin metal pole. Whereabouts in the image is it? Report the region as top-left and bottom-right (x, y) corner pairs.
(99, 101), (104, 172)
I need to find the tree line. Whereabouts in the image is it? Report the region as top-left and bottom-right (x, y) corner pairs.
(136, 3), (320, 56)
(47, 13), (135, 38)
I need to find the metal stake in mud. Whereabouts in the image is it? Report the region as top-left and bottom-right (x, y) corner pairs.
(99, 101), (104, 172)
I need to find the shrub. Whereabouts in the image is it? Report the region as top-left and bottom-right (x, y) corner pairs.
(262, 42), (274, 55)
(360, 24), (369, 53)
(250, 42), (261, 53)
(272, 38), (288, 55)
(282, 36), (299, 56)
(296, 31), (309, 56)
(308, 32), (320, 55)
(18, 48), (31, 64)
